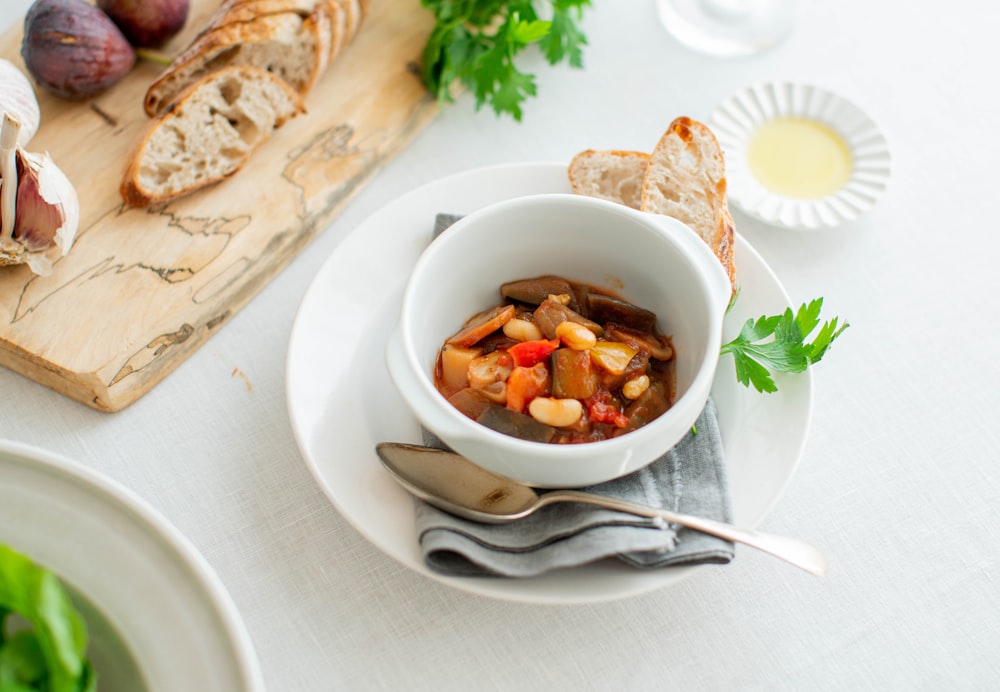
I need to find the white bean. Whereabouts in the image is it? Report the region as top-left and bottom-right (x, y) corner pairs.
(622, 375), (650, 400)
(502, 318), (543, 342)
(555, 321), (597, 350)
(528, 397), (583, 427)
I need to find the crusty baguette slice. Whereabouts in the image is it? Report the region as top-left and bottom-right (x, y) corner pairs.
(143, 9), (331, 117)
(211, 0), (325, 25)
(567, 149), (650, 210)
(640, 116), (736, 289)
(122, 66), (305, 207)
(216, 0), (355, 58)
(324, 0), (347, 60)
(334, 0), (363, 42)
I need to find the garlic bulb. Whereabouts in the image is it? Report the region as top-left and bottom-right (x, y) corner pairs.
(0, 59), (41, 147)
(0, 113), (79, 276)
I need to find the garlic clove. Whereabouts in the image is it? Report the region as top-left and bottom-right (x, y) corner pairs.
(14, 149), (80, 255)
(0, 113), (80, 276)
(0, 59), (41, 147)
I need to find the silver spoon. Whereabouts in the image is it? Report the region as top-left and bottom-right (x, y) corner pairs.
(375, 442), (827, 576)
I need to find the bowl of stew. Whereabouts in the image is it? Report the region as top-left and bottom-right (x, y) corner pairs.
(386, 193), (732, 487)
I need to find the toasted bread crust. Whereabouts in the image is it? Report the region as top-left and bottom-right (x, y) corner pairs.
(640, 116), (736, 290)
(208, 0), (325, 27)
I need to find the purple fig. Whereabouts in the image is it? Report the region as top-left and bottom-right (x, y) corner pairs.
(96, 0), (190, 48)
(21, 0), (136, 100)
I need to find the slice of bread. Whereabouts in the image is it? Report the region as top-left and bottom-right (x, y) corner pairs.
(215, 1), (356, 60)
(122, 65), (305, 206)
(640, 117), (736, 289)
(334, 0), (364, 42)
(143, 9), (331, 117)
(567, 149), (649, 210)
(209, 0), (325, 25)
(324, 0), (347, 60)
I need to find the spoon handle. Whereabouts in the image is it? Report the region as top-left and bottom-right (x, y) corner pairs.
(543, 490), (827, 576)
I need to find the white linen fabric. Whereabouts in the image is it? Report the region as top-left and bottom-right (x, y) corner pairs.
(3, 0), (1000, 689)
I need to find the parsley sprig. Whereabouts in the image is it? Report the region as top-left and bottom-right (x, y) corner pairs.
(721, 294), (849, 393)
(420, 0), (591, 121)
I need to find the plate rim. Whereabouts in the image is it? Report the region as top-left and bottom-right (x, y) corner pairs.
(286, 161), (813, 605)
(0, 438), (265, 691)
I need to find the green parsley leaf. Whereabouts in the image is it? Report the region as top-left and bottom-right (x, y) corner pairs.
(721, 296), (849, 393)
(420, 0), (592, 120)
(541, 0), (590, 67)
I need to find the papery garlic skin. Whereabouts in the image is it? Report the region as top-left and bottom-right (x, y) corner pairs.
(0, 59), (41, 147)
(0, 113), (80, 276)
(16, 150), (80, 254)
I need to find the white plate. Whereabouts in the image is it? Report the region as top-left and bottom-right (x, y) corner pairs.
(712, 81), (891, 230)
(0, 441), (264, 692)
(286, 162), (812, 605)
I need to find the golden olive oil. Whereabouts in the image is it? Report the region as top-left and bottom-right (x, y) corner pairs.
(747, 117), (853, 198)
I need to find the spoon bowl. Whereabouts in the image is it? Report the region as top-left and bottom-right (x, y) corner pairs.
(375, 442), (827, 576)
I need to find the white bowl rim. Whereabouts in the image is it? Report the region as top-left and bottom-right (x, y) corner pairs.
(392, 193), (728, 472)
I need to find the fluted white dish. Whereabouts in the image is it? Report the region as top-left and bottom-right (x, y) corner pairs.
(712, 81), (891, 230)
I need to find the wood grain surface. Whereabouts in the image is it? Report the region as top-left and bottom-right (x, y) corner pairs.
(0, 0), (436, 411)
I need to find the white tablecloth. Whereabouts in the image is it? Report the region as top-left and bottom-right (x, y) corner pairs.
(3, 1), (999, 688)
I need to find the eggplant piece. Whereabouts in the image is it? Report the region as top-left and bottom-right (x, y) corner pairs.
(616, 381), (671, 435)
(533, 299), (603, 339)
(447, 388), (493, 420)
(551, 348), (598, 399)
(587, 293), (657, 332)
(477, 405), (556, 443)
(501, 276), (577, 309)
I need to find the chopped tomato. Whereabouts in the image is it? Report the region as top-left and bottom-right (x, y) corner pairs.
(586, 391), (630, 428)
(507, 338), (559, 368)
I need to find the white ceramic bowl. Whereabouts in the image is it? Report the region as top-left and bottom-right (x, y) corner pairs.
(385, 193), (732, 488)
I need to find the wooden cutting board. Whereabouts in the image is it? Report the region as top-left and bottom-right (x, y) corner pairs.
(0, 0), (437, 411)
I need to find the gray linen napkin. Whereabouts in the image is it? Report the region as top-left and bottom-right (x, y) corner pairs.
(412, 214), (735, 578)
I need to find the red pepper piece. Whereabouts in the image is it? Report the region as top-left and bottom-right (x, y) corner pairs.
(507, 339), (559, 368)
(506, 363), (550, 413)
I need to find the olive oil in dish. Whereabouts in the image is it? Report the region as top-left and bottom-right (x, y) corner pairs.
(747, 117), (853, 198)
